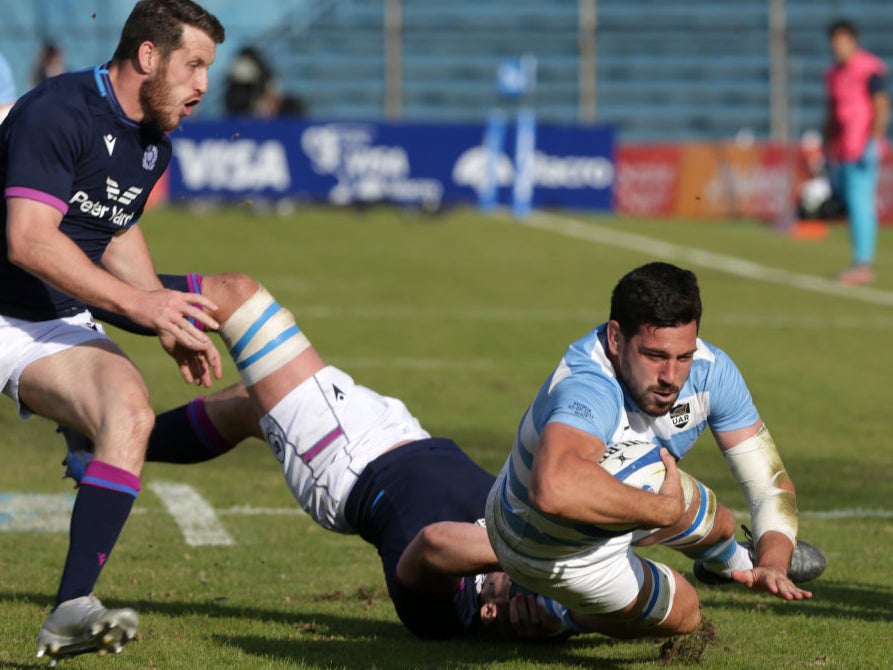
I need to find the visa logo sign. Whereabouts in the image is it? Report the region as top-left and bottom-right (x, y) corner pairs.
(173, 139), (291, 191)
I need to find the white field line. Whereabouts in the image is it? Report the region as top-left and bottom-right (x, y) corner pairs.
(227, 506), (893, 520)
(802, 508), (893, 520)
(513, 210), (893, 308)
(147, 481), (234, 547)
(1, 492), (888, 541)
(730, 508), (893, 520)
(217, 505), (305, 516)
(0, 493), (74, 533)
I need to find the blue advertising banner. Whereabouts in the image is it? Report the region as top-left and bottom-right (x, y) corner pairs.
(167, 119), (615, 211)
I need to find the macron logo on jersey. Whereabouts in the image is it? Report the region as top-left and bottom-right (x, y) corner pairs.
(103, 134), (117, 156)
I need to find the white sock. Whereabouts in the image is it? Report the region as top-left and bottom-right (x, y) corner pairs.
(705, 543), (753, 578)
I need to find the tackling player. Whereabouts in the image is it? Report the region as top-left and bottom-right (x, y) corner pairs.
(63, 272), (577, 643)
(486, 262), (823, 639)
(0, 1), (225, 664)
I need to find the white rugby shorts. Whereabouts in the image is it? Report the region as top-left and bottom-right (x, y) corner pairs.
(485, 479), (645, 615)
(259, 365), (430, 533)
(0, 310), (108, 418)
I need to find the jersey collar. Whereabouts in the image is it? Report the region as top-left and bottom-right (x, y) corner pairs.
(93, 62), (140, 128)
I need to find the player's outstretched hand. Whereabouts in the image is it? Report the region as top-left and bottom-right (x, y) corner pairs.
(509, 593), (566, 639)
(730, 567), (813, 601)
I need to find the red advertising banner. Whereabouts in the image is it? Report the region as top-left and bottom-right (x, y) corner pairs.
(617, 142), (893, 223)
(613, 144), (682, 216)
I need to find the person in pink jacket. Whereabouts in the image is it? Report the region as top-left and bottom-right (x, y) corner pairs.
(824, 19), (889, 285)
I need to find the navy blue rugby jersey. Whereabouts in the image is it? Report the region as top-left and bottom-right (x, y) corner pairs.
(0, 64), (172, 321)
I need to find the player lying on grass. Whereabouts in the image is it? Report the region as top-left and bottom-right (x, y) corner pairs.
(486, 261), (824, 640)
(64, 271), (824, 642)
(66, 271), (574, 641)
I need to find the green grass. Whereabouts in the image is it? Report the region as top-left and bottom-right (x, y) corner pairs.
(2, 205), (892, 668)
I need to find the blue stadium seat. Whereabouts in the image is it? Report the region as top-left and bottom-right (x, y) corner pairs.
(1, 0), (890, 141)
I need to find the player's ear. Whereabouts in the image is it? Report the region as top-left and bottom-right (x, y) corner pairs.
(135, 41), (158, 75)
(606, 320), (624, 356)
(480, 602), (498, 625)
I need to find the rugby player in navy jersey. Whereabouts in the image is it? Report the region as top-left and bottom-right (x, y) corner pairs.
(0, 1), (225, 663)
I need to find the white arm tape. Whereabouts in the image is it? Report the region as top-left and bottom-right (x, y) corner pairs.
(722, 425), (798, 545)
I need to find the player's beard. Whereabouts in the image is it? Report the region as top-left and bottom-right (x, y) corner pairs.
(139, 59), (178, 132)
(632, 383), (680, 417)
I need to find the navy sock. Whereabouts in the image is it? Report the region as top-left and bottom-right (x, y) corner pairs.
(55, 461), (139, 606)
(146, 396), (236, 464)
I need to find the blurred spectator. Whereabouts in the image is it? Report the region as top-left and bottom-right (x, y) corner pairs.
(824, 19), (889, 285)
(224, 46), (306, 118)
(33, 42), (66, 87)
(224, 46), (277, 116)
(0, 50), (16, 124)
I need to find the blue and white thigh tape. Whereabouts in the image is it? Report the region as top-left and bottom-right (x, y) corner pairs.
(219, 286), (310, 386)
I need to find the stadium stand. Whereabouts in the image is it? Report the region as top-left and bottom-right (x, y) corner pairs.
(0, 0), (891, 141)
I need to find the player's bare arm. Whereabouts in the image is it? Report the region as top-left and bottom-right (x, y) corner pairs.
(715, 420), (812, 601)
(396, 521), (500, 592)
(529, 422), (684, 528)
(8, 198), (218, 334)
(397, 522), (569, 639)
(7, 197), (221, 384)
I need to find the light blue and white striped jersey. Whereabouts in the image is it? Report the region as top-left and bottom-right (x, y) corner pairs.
(490, 323), (759, 559)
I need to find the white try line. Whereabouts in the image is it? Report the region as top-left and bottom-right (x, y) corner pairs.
(729, 508), (893, 520)
(217, 504), (304, 516)
(147, 481), (234, 547)
(802, 508), (893, 520)
(3, 490), (887, 543)
(511, 211), (893, 308)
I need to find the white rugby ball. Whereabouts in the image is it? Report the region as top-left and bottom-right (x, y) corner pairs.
(599, 440), (667, 492)
(596, 440), (667, 531)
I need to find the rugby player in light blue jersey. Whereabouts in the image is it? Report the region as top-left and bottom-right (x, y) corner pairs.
(0, 1), (225, 664)
(486, 262), (822, 639)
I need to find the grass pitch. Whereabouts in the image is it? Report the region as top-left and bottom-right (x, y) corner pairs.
(1, 205), (892, 669)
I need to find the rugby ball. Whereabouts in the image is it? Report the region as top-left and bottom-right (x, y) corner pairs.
(595, 440), (667, 532)
(598, 440), (666, 493)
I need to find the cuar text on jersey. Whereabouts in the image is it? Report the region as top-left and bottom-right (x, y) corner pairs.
(68, 190), (135, 226)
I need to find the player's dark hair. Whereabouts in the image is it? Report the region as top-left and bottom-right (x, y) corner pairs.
(609, 262), (702, 339)
(112, 0), (225, 63)
(827, 19), (858, 40)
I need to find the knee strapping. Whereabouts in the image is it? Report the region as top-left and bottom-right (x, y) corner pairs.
(219, 286), (310, 386)
(635, 559), (676, 627)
